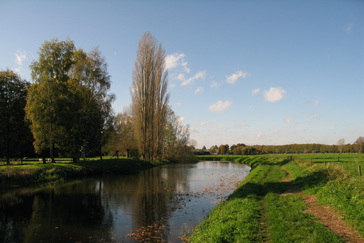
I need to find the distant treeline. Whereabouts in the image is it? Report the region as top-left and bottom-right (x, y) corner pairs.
(196, 139), (364, 155)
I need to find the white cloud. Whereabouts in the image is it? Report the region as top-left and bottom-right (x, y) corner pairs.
(285, 117), (294, 123)
(194, 87), (204, 94)
(165, 53), (185, 70)
(176, 116), (185, 124)
(248, 105), (253, 109)
(314, 100), (319, 107)
(312, 114), (320, 120)
(181, 62), (190, 73)
(200, 121), (211, 126)
(211, 81), (221, 88)
(226, 70), (248, 84)
(165, 52), (190, 75)
(182, 70), (206, 86)
(252, 88), (260, 95)
(176, 73), (185, 81)
(209, 100), (232, 113)
(263, 87), (286, 102)
(166, 52), (206, 87)
(15, 49), (26, 65)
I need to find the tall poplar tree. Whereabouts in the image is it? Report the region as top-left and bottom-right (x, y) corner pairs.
(131, 33), (169, 161)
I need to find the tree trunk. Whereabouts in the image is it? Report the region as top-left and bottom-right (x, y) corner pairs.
(50, 142), (55, 163)
(99, 146), (103, 160)
(6, 138), (10, 165)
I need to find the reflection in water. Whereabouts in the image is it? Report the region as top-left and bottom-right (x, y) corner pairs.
(0, 161), (250, 242)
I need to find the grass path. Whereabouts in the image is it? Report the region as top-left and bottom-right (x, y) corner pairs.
(191, 155), (364, 242)
(281, 166), (364, 243)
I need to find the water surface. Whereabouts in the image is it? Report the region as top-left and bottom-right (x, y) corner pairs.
(0, 161), (250, 242)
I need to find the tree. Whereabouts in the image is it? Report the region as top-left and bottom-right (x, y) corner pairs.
(163, 109), (194, 162)
(70, 47), (114, 160)
(0, 70), (32, 164)
(131, 33), (169, 161)
(107, 109), (138, 158)
(336, 138), (345, 161)
(26, 38), (113, 162)
(26, 38), (75, 163)
(209, 145), (218, 154)
(337, 138), (345, 153)
(354, 137), (364, 153)
(218, 144), (229, 155)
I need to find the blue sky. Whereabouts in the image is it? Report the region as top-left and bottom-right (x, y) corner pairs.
(1, 0), (363, 148)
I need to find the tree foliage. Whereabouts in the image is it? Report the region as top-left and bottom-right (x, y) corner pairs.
(163, 109), (194, 162)
(25, 38), (113, 162)
(354, 137), (364, 153)
(131, 33), (169, 161)
(208, 141), (361, 155)
(106, 109), (138, 158)
(0, 70), (33, 164)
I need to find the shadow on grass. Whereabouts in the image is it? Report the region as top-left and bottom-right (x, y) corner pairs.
(229, 168), (330, 200)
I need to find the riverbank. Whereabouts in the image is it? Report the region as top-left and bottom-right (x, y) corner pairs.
(191, 154), (364, 242)
(0, 158), (155, 188)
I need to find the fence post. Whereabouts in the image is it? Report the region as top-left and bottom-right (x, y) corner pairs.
(324, 161), (326, 167)
(359, 165), (362, 177)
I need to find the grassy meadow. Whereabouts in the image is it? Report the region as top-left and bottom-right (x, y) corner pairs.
(0, 156), (153, 188)
(191, 153), (364, 242)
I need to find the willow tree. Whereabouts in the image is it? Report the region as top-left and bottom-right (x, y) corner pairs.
(131, 33), (169, 161)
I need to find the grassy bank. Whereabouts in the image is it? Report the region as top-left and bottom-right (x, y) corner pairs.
(191, 154), (364, 242)
(0, 158), (153, 188)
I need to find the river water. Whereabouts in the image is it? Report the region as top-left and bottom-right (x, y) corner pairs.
(0, 161), (250, 242)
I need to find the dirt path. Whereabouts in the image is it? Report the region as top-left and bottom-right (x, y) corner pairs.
(281, 166), (364, 243)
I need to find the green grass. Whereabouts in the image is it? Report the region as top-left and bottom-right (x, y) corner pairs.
(0, 158), (153, 188)
(191, 154), (364, 242)
(265, 193), (343, 243)
(284, 156), (364, 236)
(263, 164), (343, 243)
(191, 163), (269, 242)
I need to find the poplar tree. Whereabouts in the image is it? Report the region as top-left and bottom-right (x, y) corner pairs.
(131, 33), (169, 161)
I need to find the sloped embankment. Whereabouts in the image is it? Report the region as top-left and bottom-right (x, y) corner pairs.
(191, 155), (363, 242)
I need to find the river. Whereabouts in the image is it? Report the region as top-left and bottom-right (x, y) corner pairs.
(0, 161), (250, 242)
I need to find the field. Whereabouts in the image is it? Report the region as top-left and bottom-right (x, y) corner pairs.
(0, 156), (153, 188)
(191, 153), (364, 242)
